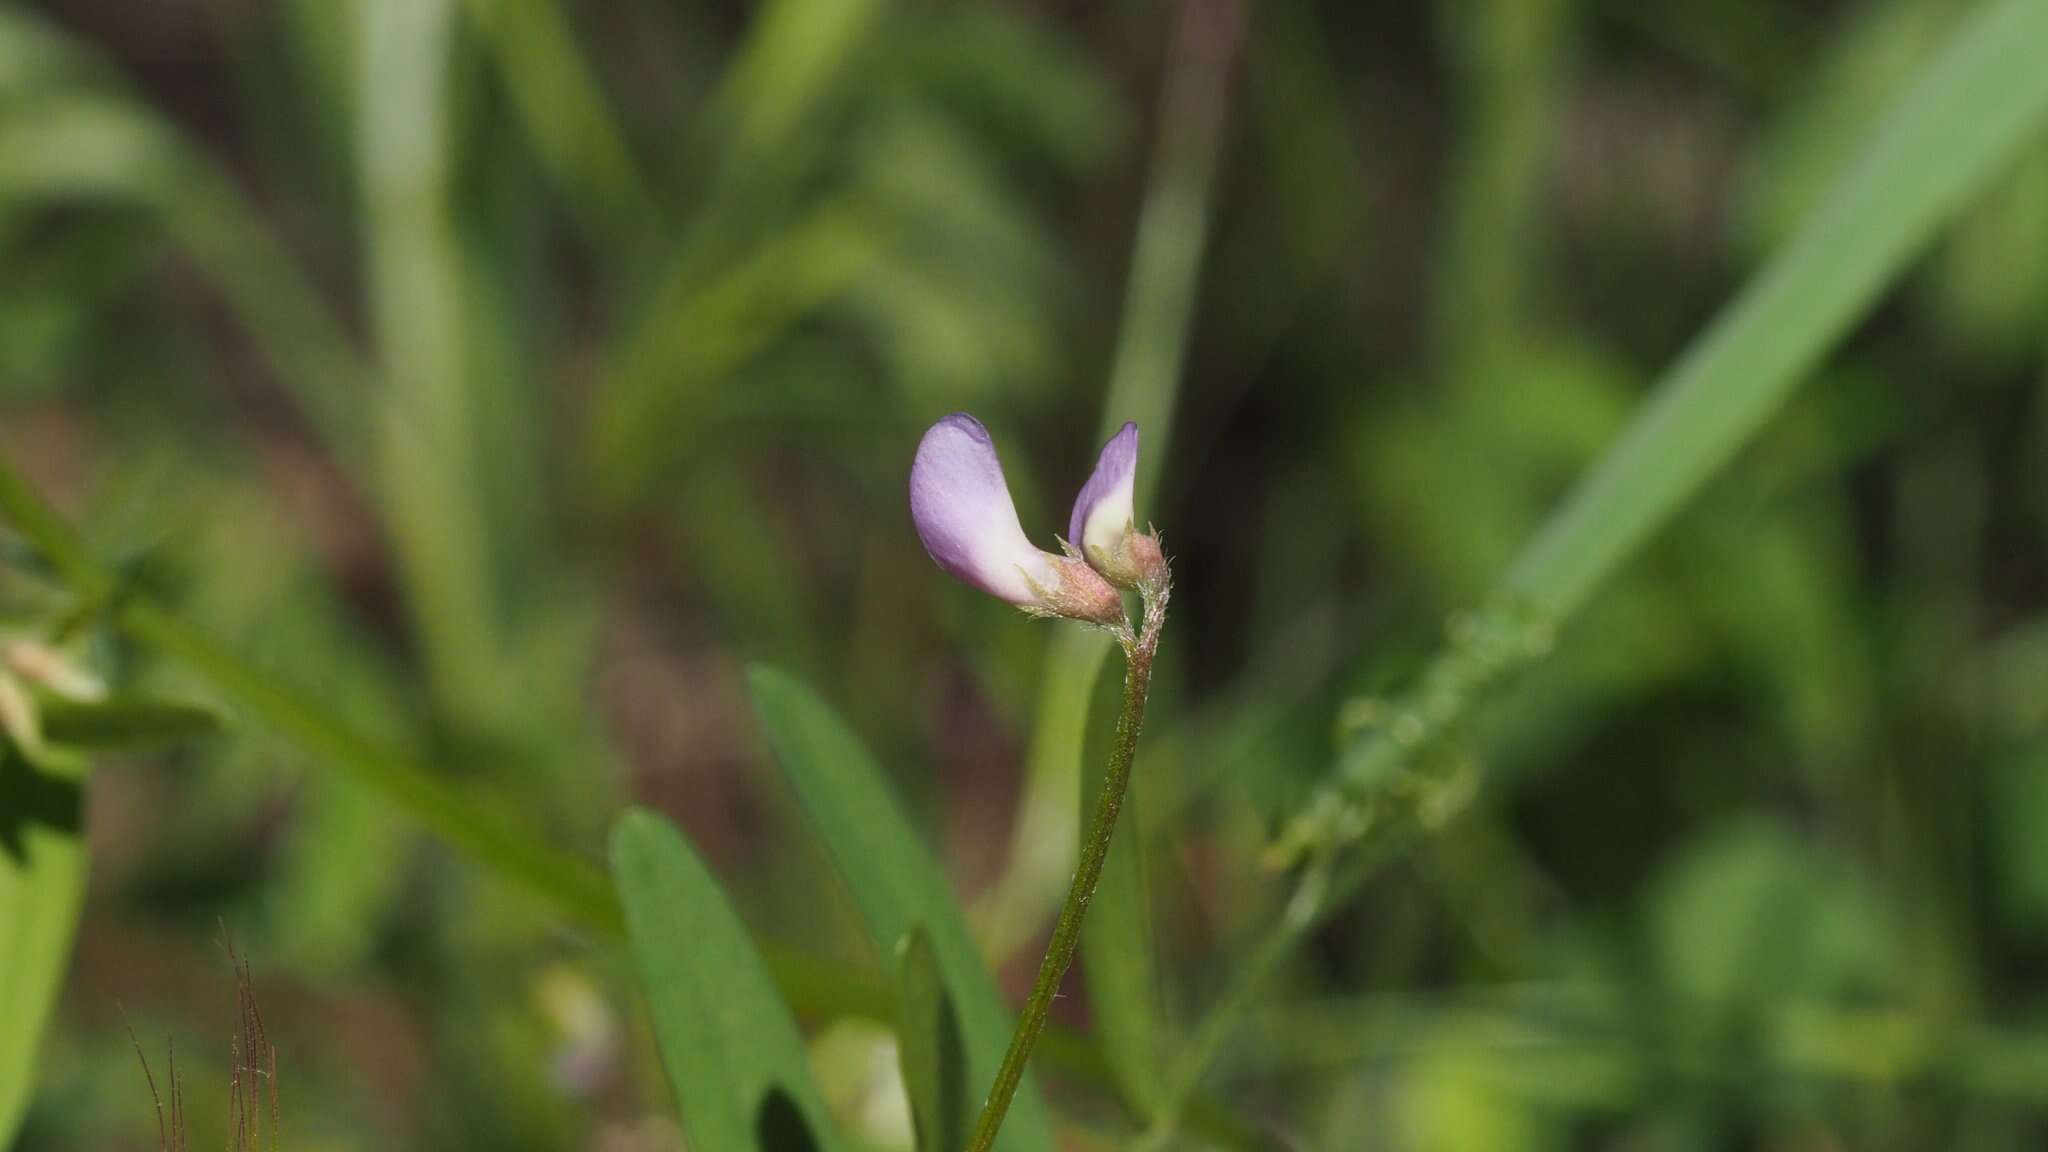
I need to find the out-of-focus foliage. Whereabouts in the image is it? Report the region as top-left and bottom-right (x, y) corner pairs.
(6, 0), (2048, 1149)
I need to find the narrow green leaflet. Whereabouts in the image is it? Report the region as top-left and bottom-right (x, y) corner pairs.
(747, 665), (1055, 1152)
(38, 695), (222, 750)
(0, 747), (87, 1145)
(895, 926), (968, 1152)
(611, 809), (843, 1152)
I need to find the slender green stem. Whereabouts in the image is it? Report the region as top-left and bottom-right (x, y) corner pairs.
(973, 0), (1240, 957)
(968, 602), (1164, 1152)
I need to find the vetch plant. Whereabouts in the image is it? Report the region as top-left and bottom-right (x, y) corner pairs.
(9, 0), (2048, 1143)
(911, 413), (1169, 1152)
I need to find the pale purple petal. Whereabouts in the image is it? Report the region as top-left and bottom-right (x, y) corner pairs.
(1069, 422), (1138, 558)
(910, 414), (1058, 604)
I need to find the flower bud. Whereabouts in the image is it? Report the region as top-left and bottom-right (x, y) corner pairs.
(1069, 423), (1147, 587)
(1124, 531), (1168, 590)
(1038, 556), (1125, 626)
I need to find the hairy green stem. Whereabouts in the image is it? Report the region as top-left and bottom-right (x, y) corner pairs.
(969, 603), (1164, 1152)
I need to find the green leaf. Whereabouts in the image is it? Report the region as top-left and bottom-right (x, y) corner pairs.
(895, 926), (967, 1152)
(0, 746), (87, 1145)
(746, 665), (1055, 1152)
(38, 695), (222, 749)
(611, 808), (843, 1152)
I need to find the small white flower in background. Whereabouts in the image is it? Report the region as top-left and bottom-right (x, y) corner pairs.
(0, 639), (107, 754)
(6, 641), (106, 703)
(808, 1021), (915, 1151)
(535, 965), (620, 1097)
(0, 673), (39, 753)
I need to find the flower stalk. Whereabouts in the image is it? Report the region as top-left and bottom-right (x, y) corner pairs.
(906, 410), (1169, 1149)
(965, 572), (1168, 1152)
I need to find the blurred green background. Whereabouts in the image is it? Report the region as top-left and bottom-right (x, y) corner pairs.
(6, 0), (2048, 1148)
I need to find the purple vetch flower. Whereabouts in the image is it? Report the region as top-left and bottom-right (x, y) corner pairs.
(910, 413), (1124, 625)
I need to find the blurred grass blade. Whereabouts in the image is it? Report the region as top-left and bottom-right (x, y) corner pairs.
(457, 0), (661, 252)
(0, 7), (84, 92)
(0, 747), (87, 1145)
(0, 453), (624, 940)
(1429, 0), (1576, 388)
(588, 0), (893, 509)
(611, 809), (845, 1152)
(38, 695), (223, 750)
(121, 601), (624, 935)
(1220, 0), (2048, 1135)
(895, 926), (967, 1152)
(1506, 0), (2048, 618)
(359, 0), (508, 730)
(591, 195), (889, 507)
(746, 665), (1055, 1152)
(1290, 0), (2048, 856)
(0, 8), (375, 465)
(710, 0), (885, 160)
